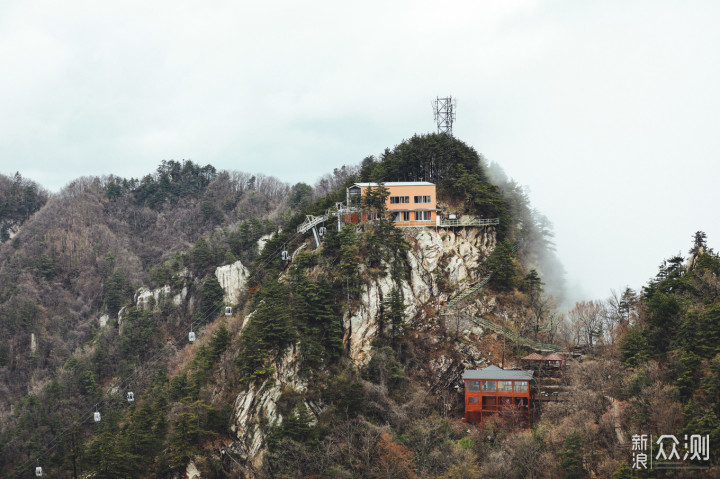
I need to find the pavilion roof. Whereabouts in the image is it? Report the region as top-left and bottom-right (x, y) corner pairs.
(521, 353), (545, 361)
(544, 353), (565, 361)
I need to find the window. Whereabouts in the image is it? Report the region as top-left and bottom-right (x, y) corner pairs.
(514, 381), (528, 392)
(402, 211), (410, 221)
(498, 381), (513, 392)
(467, 381), (481, 392)
(414, 211), (431, 221)
(389, 196), (409, 204)
(413, 195), (431, 203)
(468, 396), (479, 403)
(482, 381), (496, 392)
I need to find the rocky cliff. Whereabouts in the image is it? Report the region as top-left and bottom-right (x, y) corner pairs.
(216, 260), (249, 305)
(227, 225), (498, 474)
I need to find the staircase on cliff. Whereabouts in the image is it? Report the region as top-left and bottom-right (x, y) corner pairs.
(472, 317), (563, 353)
(439, 238), (563, 353)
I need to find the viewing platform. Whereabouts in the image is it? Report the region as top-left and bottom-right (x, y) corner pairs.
(438, 217), (499, 227)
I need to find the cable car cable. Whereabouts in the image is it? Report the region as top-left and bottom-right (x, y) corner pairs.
(13, 226), (306, 477)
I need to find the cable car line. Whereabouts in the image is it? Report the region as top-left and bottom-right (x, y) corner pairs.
(12, 300), (227, 479)
(14, 224), (310, 477)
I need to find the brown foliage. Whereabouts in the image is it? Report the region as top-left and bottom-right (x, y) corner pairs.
(375, 431), (417, 479)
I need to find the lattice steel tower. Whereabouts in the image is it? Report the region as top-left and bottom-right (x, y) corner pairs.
(433, 96), (456, 135)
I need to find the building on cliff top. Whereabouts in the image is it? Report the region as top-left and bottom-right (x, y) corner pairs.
(462, 365), (537, 427)
(346, 182), (439, 227)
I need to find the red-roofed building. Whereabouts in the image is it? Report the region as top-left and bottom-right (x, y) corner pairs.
(520, 353), (566, 377)
(521, 353), (545, 369)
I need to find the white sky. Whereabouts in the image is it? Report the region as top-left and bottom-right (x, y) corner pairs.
(1, 0), (719, 304)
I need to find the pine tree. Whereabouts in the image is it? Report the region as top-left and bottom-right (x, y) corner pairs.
(382, 287), (406, 349)
(201, 276), (225, 321)
(191, 236), (214, 274)
(488, 240), (519, 291)
(558, 430), (583, 479)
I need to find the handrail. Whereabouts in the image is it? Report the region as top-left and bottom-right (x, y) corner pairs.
(439, 218), (499, 227)
(445, 274), (492, 308)
(297, 213), (330, 233)
(296, 204), (363, 233)
(473, 317), (563, 352)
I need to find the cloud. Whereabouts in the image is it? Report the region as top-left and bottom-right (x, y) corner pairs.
(1, 0), (719, 301)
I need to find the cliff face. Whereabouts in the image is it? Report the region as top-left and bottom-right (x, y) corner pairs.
(344, 227), (495, 363)
(228, 226), (497, 472)
(215, 260), (249, 305)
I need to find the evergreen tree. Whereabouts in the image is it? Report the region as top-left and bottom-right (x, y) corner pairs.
(362, 184), (390, 218)
(237, 279), (294, 381)
(558, 430), (583, 479)
(691, 230), (708, 255)
(487, 240), (519, 291)
(338, 225), (361, 297)
(85, 411), (136, 479)
(191, 236), (214, 274)
(201, 276), (225, 321)
(103, 270), (131, 317)
(382, 287), (406, 349)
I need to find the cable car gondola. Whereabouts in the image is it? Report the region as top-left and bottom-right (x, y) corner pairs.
(225, 306), (232, 316)
(35, 466), (42, 477)
(127, 391), (135, 402)
(94, 411), (101, 422)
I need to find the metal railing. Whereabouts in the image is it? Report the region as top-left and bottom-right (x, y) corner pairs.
(394, 220), (436, 227)
(473, 317), (563, 352)
(445, 274), (492, 308)
(439, 218), (499, 227)
(297, 213), (330, 233)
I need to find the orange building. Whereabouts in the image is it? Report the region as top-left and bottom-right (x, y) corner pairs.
(463, 366), (536, 427)
(346, 182), (438, 227)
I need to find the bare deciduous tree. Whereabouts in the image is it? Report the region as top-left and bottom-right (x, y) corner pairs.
(569, 301), (606, 350)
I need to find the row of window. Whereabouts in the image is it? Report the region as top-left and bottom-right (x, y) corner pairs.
(466, 380), (529, 393)
(467, 396), (530, 408)
(392, 211), (433, 222)
(389, 196), (433, 204)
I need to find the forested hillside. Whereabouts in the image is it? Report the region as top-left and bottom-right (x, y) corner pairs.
(0, 135), (716, 477)
(0, 173), (48, 243)
(0, 161), (288, 410)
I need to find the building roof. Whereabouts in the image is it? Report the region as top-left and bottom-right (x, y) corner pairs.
(521, 353), (545, 361)
(351, 182), (435, 187)
(462, 365), (534, 381)
(544, 353), (565, 361)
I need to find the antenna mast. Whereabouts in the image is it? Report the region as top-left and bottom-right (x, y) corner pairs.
(433, 96), (456, 135)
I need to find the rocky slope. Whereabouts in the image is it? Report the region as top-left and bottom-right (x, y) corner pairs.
(224, 225), (499, 473)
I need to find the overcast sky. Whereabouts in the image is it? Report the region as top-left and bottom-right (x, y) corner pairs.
(1, 0), (719, 305)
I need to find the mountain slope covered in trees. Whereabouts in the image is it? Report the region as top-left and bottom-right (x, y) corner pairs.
(1, 134), (716, 477)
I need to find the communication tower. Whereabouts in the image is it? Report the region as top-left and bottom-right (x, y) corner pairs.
(433, 96), (456, 135)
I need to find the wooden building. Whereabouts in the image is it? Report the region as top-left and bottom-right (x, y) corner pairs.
(462, 365), (536, 427)
(520, 352), (545, 370)
(346, 182), (438, 227)
(544, 353), (566, 372)
(521, 352), (566, 377)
